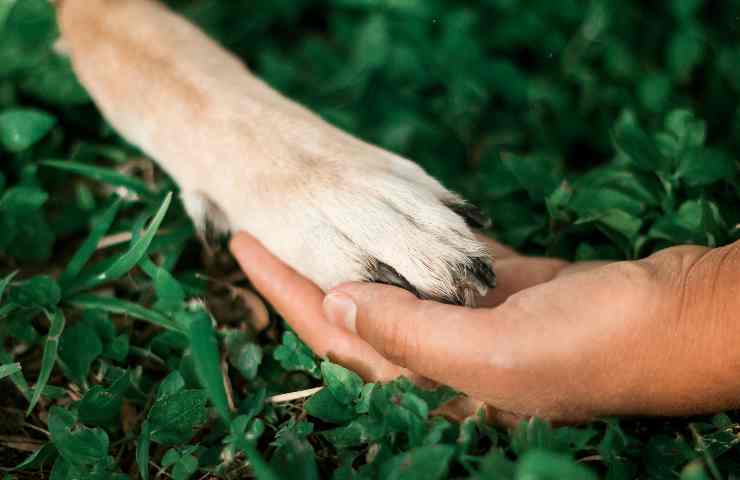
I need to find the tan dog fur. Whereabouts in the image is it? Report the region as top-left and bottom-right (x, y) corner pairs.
(55, 0), (495, 305)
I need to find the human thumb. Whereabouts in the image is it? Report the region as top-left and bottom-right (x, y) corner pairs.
(322, 283), (489, 378)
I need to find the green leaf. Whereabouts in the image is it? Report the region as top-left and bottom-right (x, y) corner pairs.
(674, 200), (705, 232)
(501, 153), (561, 201)
(0, 0), (56, 76)
(575, 166), (662, 207)
(638, 72), (671, 113)
(383, 376), (459, 411)
(104, 333), (129, 362)
(273, 419), (314, 448)
(43, 160), (153, 197)
(162, 448), (182, 468)
(79, 309), (116, 346)
(0, 108), (56, 152)
(321, 361), (364, 405)
(189, 309), (231, 422)
(273, 331), (320, 378)
(20, 54), (90, 106)
(665, 109), (706, 150)
(668, 29), (705, 81)
(575, 209), (643, 240)
(356, 382), (376, 414)
(476, 450), (516, 478)
(515, 449), (597, 480)
(0, 361), (20, 379)
(378, 445), (455, 480)
(270, 433), (319, 480)
(225, 330), (263, 381)
(238, 388), (266, 421)
(614, 123), (669, 172)
(675, 148), (736, 187)
(569, 188), (645, 217)
(545, 180), (573, 219)
(321, 417), (380, 448)
(4, 209), (55, 263)
(58, 321), (103, 382)
(147, 389), (208, 445)
(670, 0), (703, 19)
(0, 186), (48, 212)
(511, 418), (566, 455)
(175, 457), (198, 480)
(8, 275), (60, 308)
(304, 387), (356, 424)
(381, 391), (429, 446)
(59, 196), (123, 288)
(78, 372), (130, 426)
(353, 13), (389, 71)
(48, 406), (111, 469)
(0, 0), (14, 28)
(157, 371), (186, 398)
(27, 308), (65, 415)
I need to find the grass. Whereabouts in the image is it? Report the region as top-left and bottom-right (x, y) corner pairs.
(1, 0), (739, 478)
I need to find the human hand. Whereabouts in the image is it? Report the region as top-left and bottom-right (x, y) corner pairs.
(230, 232), (740, 423)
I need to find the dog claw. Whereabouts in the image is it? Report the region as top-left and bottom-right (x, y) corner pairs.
(365, 255), (495, 308)
(446, 202), (493, 230)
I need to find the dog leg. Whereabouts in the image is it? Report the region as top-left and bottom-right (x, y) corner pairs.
(55, 0), (495, 305)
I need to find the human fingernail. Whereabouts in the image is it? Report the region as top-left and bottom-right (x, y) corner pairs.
(323, 293), (357, 333)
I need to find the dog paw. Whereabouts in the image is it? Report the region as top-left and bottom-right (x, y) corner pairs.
(198, 144), (496, 307)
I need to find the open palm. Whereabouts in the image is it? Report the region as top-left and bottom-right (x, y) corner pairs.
(231, 231), (736, 423)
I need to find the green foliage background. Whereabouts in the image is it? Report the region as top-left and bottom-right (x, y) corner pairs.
(1, 0), (739, 478)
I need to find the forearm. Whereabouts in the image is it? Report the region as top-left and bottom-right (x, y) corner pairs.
(686, 239), (740, 405)
(707, 239), (740, 324)
(645, 240), (740, 415)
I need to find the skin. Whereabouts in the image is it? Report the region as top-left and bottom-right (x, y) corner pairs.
(230, 231), (740, 424)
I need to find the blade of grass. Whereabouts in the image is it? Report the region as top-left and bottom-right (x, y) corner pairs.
(148, 224), (194, 255)
(0, 272), (18, 317)
(0, 347), (30, 399)
(59, 196), (123, 288)
(0, 303), (16, 318)
(26, 308), (65, 416)
(239, 439), (280, 480)
(189, 310), (231, 422)
(0, 270), (18, 300)
(138, 256), (159, 278)
(66, 293), (186, 334)
(0, 362), (21, 380)
(69, 192), (172, 292)
(137, 420), (151, 480)
(93, 192), (171, 281)
(0, 443), (57, 472)
(42, 159), (153, 197)
(189, 310), (278, 480)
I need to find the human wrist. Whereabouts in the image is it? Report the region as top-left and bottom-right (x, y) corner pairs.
(684, 240), (740, 408)
(643, 241), (740, 414)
